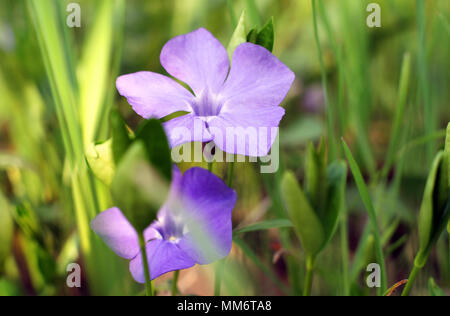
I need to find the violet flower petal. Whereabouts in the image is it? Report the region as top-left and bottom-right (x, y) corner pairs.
(90, 207), (139, 260)
(129, 239), (196, 282)
(221, 42), (295, 111)
(160, 28), (229, 96)
(116, 71), (194, 119)
(177, 167), (237, 264)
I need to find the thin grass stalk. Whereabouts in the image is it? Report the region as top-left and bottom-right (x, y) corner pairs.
(340, 203), (350, 296)
(381, 53), (411, 180)
(342, 140), (387, 295)
(416, 0), (434, 164)
(339, 0), (376, 176)
(311, 0), (336, 161)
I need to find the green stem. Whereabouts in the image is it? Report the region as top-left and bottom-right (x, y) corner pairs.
(340, 209), (350, 296)
(208, 161), (213, 172)
(312, 0), (336, 161)
(138, 233), (153, 296)
(214, 259), (225, 296)
(303, 255), (315, 296)
(171, 270), (179, 296)
(401, 263), (421, 296)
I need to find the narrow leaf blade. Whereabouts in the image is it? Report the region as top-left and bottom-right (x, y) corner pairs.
(280, 171), (325, 256)
(233, 219), (293, 235)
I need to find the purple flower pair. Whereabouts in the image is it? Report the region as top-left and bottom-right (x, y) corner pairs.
(92, 28), (294, 282)
(91, 167), (236, 282)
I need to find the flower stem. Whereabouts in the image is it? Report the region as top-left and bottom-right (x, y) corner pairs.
(303, 255), (315, 296)
(171, 270), (179, 296)
(214, 259), (225, 296)
(401, 264), (421, 296)
(138, 233), (153, 296)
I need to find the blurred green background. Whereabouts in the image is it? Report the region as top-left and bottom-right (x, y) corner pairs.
(0, 0), (448, 296)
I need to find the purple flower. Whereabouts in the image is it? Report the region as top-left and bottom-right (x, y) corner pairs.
(116, 28), (295, 157)
(91, 167), (236, 282)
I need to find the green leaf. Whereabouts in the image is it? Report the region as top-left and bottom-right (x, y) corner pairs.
(135, 119), (172, 182)
(110, 141), (170, 232)
(233, 219), (293, 235)
(85, 139), (115, 186)
(304, 142), (327, 217)
(342, 139), (387, 293)
(428, 278), (445, 296)
(246, 17), (274, 52)
(78, 0), (115, 145)
(322, 160), (347, 247)
(0, 191), (13, 265)
(110, 109), (132, 164)
(227, 10), (247, 59)
(255, 17), (274, 52)
(246, 29), (258, 43)
(417, 151), (449, 263)
(280, 171), (325, 256)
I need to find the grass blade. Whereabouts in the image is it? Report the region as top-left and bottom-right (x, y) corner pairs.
(312, 0), (336, 161)
(78, 0), (116, 146)
(233, 219), (293, 235)
(342, 139), (387, 294)
(381, 53), (411, 179)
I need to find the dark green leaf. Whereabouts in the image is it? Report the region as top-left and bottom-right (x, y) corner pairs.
(111, 141), (169, 232)
(246, 29), (258, 43)
(135, 119), (172, 182)
(110, 109), (132, 164)
(255, 17), (274, 52)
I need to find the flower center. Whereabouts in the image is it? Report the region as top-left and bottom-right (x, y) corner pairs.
(192, 89), (223, 117)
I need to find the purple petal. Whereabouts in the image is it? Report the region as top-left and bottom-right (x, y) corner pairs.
(177, 168), (236, 264)
(129, 239), (196, 282)
(116, 71), (194, 119)
(160, 28), (229, 96)
(163, 114), (213, 148)
(208, 106), (285, 156)
(220, 43), (295, 110)
(90, 207), (139, 260)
